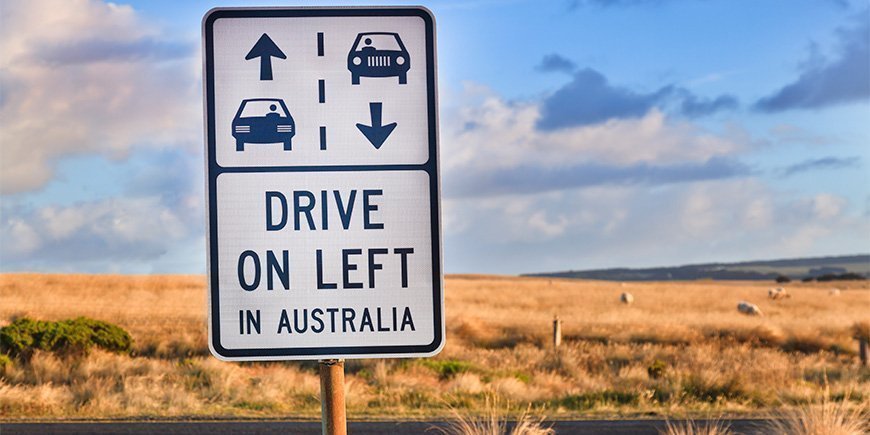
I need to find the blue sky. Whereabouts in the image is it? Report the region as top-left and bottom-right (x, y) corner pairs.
(1, 0), (868, 274)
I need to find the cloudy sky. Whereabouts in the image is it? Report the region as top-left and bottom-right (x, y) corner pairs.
(1, 0), (868, 274)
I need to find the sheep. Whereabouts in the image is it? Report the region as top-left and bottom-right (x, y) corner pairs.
(768, 287), (790, 300)
(620, 292), (634, 305)
(829, 288), (841, 296)
(737, 301), (763, 316)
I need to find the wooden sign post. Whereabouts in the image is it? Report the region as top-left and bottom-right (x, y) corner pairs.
(319, 360), (347, 435)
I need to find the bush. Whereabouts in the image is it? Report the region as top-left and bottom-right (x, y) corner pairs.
(647, 358), (667, 379)
(0, 353), (11, 376)
(852, 321), (870, 341)
(556, 391), (640, 410)
(0, 317), (132, 357)
(682, 375), (745, 403)
(775, 275), (791, 283)
(421, 359), (475, 379)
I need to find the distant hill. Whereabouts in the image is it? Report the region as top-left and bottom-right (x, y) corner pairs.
(525, 254), (870, 282)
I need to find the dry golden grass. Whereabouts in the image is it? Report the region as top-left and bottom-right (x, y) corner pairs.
(661, 419), (733, 435)
(764, 388), (869, 435)
(432, 397), (554, 435)
(0, 273), (868, 420)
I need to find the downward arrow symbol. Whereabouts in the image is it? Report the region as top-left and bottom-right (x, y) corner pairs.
(356, 102), (397, 149)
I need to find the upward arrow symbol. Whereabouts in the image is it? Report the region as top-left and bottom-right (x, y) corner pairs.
(245, 34), (285, 81)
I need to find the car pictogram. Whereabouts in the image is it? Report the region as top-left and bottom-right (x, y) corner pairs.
(232, 98), (295, 151)
(348, 32), (410, 85)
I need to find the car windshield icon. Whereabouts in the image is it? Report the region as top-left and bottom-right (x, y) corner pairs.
(232, 98), (295, 151)
(348, 32), (410, 85)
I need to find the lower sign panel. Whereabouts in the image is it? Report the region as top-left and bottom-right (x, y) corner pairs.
(209, 170), (442, 359)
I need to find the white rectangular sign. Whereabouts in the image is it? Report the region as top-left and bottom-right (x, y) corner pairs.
(203, 7), (443, 360)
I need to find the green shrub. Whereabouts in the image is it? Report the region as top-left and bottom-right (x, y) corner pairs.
(647, 358), (667, 379)
(0, 317), (132, 357)
(0, 353), (11, 376)
(420, 359), (475, 379)
(682, 375), (745, 403)
(556, 390), (640, 410)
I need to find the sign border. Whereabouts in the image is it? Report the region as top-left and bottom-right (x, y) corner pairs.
(202, 6), (443, 361)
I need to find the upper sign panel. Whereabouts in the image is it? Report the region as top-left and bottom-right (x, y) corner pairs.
(207, 10), (434, 168)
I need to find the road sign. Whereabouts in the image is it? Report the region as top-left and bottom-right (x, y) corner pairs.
(202, 7), (443, 361)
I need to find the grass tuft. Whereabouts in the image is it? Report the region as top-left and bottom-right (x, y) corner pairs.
(766, 391), (869, 435)
(660, 419), (733, 435)
(433, 397), (554, 435)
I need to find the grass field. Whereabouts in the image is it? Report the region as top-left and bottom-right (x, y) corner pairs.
(0, 273), (867, 420)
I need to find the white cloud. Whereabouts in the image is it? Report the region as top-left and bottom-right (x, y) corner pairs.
(440, 84), (752, 198)
(1, 219), (41, 256)
(443, 178), (866, 274)
(527, 211), (569, 238)
(810, 193), (846, 220)
(0, 0), (200, 193)
(443, 84), (747, 174)
(1, 195), (198, 271)
(437, 84), (866, 273)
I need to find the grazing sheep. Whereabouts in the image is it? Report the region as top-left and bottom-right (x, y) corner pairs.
(738, 301), (763, 316)
(620, 292), (634, 305)
(768, 287), (790, 300)
(829, 288), (841, 296)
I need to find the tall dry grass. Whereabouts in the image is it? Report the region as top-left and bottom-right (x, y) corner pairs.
(661, 419), (733, 435)
(765, 387), (870, 435)
(432, 397), (554, 435)
(1, 273), (868, 419)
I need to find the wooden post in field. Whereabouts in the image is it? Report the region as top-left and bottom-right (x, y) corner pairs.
(860, 339), (868, 367)
(553, 316), (562, 349)
(319, 359), (347, 435)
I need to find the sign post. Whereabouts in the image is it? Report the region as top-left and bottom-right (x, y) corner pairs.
(319, 359), (346, 434)
(202, 7), (442, 433)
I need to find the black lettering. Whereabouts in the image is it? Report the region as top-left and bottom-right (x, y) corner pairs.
(312, 308), (325, 333)
(237, 250), (260, 291)
(317, 250), (337, 289)
(360, 308), (374, 332)
(294, 190), (316, 230)
(334, 190), (356, 229)
(327, 308), (339, 332)
(394, 248), (414, 288)
(277, 309), (291, 334)
(246, 309), (261, 334)
(368, 248), (388, 288)
(293, 309), (308, 333)
(400, 307), (414, 331)
(376, 307), (389, 332)
(266, 250), (290, 290)
(363, 189), (384, 229)
(320, 190), (329, 230)
(342, 308), (356, 332)
(266, 191), (287, 231)
(342, 249), (363, 289)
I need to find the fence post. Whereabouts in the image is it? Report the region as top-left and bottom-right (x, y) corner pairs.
(319, 359), (347, 435)
(553, 316), (562, 349)
(860, 338), (868, 367)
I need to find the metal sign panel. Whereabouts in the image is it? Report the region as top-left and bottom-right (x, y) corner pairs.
(202, 7), (442, 360)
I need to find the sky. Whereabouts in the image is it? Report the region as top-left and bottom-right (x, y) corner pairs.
(0, 0), (868, 275)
